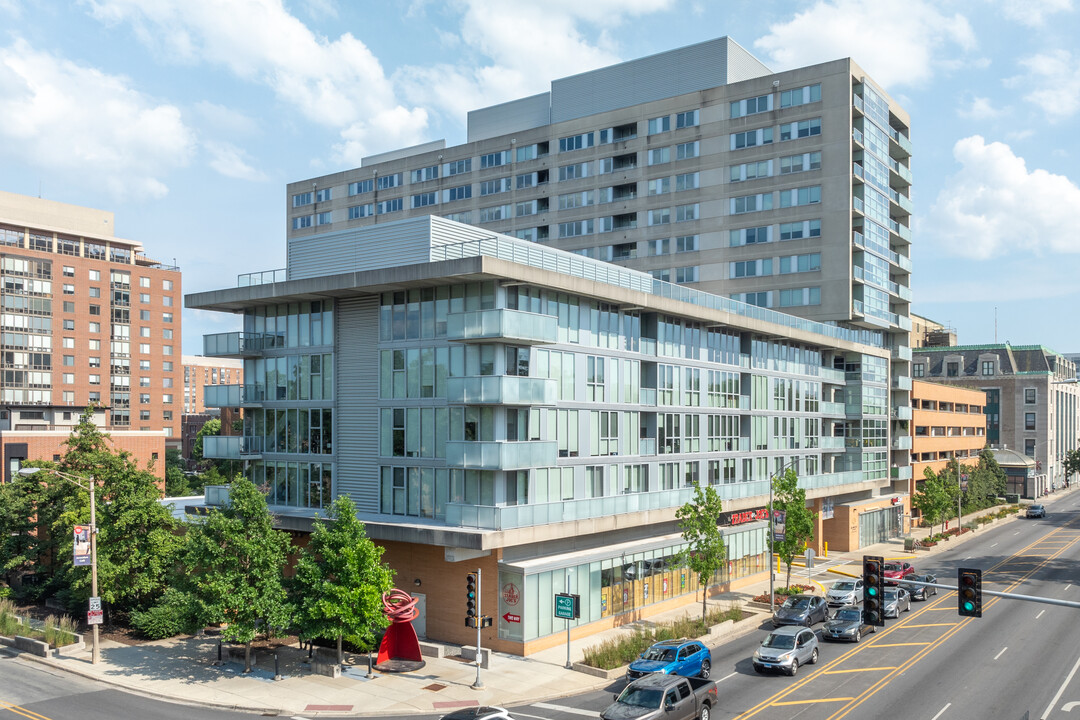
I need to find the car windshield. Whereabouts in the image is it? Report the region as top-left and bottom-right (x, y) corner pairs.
(782, 597), (810, 609)
(885, 590), (899, 600)
(1032, 505), (1044, 511)
(834, 609), (860, 621)
(884, 563), (902, 572)
(761, 633), (797, 649)
(617, 688), (663, 708)
(643, 647), (676, 661)
(832, 582), (856, 592)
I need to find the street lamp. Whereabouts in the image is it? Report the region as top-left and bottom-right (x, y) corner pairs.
(18, 467), (99, 665)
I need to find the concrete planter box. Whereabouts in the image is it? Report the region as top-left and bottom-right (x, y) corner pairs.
(53, 639), (86, 657)
(14, 635), (50, 657)
(573, 609), (764, 678)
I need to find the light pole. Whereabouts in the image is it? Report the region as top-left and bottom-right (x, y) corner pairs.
(18, 467), (99, 665)
(768, 458), (801, 613)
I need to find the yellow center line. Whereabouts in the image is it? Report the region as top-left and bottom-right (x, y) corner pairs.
(0, 700), (53, 720)
(823, 667), (897, 674)
(865, 642), (930, 647)
(772, 698), (855, 706)
(892, 623), (957, 628)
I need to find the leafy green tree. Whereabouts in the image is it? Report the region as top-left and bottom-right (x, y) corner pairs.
(675, 483), (726, 626)
(0, 476), (46, 589)
(772, 467), (816, 590)
(190, 418), (221, 466)
(913, 467), (950, 536)
(180, 476), (292, 672)
(164, 447), (188, 497)
(292, 496), (394, 663)
(1066, 449), (1080, 486)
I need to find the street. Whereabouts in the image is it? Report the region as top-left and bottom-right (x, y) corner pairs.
(3, 493), (1080, 720)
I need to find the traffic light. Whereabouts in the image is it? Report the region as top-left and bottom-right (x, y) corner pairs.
(466, 573), (478, 628)
(958, 568), (982, 618)
(862, 555), (885, 627)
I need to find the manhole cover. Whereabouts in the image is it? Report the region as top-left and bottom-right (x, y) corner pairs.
(423, 683), (447, 692)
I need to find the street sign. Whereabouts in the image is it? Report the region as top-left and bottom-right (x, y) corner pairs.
(88, 597), (101, 612)
(804, 548), (816, 570)
(502, 612), (521, 624)
(87, 610), (103, 625)
(554, 593), (580, 620)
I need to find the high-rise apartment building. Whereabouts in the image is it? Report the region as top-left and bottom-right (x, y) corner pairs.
(191, 212), (911, 654)
(0, 191), (180, 480)
(286, 36), (914, 490)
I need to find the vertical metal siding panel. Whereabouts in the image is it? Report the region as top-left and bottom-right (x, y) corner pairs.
(287, 218), (437, 279)
(334, 295), (380, 512)
(467, 92), (552, 143)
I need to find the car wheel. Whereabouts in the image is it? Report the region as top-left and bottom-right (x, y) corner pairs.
(699, 705), (710, 720)
(788, 659), (799, 677)
(809, 648), (819, 665)
(854, 631), (861, 643)
(754, 665), (765, 675)
(699, 659), (711, 680)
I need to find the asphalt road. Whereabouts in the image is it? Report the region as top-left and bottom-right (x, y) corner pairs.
(4, 494), (1079, 720)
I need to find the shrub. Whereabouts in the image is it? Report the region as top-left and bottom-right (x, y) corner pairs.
(131, 589), (199, 640)
(581, 604), (744, 669)
(42, 614), (79, 647)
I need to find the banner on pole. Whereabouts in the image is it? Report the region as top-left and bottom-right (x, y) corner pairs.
(772, 510), (787, 544)
(73, 526), (91, 567)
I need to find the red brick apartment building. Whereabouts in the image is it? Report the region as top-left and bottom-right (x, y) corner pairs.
(0, 191), (179, 482)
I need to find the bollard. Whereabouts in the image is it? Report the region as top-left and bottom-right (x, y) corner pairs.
(366, 649), (375, 679)
(274, 651), (282, 681)
(214, 639), (223, 666)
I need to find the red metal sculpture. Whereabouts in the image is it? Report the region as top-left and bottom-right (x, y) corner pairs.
(375, 588), (425, 671)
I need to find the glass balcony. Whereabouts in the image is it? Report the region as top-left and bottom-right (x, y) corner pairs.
(889, 128), (913, 157)
(852, 93), (864, 113)
(852, 127), (864, 146)
(820, 436), (846, 450)
(820, 367), (846, 384)
(203, 435), (263, 460)
(891, 466), (913, 481)
(890, 220), (913, 243)
(204, 485), (230, 507)
(889, 158), (913, 186)
(892, 405), (913, 420)
(896, 315), (912, 331)
(238, 268), (286, 287)
(444, 470), (868, 530)
(821, 401), (846, 416)
(893, 375), (913, 391)
(853, 196), (864, 213)
(891, 191), (914, 215)
(203, 331), (281, 358)
(893, 345), (913, 361)
(853, 162), (864, 180)
(892, 434), (913, 450)
(895, 284), (913, 302)
(445, 440), (557, 470)
(445, 376), (557, 405)
(639, 387), (657, 406)
(446, 309), (558, 345)
(203, 384), (241, 408)
(638, 437), (657, 456)
(896, 253), (912, 272)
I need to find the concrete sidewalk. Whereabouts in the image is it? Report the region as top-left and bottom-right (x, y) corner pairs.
(14, 488), (1071, 716)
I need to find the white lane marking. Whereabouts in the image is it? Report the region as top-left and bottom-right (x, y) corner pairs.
(514, 713), (557, 720)
(964, 556), (972, 560)
(1067, 584), (1073, 591)
(717, 672), (737, 683)
(1036, 609), (1046, 619)
(1041, 652), (1080, 719)
(1015, 531), (1021, 535)
(994, 647), (1008, 660)
(533, 702), (604, 717)
(991, 543), (998, 548)
(931, 703), (951, 720)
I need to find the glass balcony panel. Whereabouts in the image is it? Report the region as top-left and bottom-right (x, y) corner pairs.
(821, 401), (846, 416)
(203, 332), (280, 357)
(445, 440), (558, 470)
(892, 406), (913, 420)
(446, 309), (558, 344)
(893, 345), (912, 361)
(203, 384), (241, 408)
(820, 436), (846, 450)
(203, 435), (263, 460)
(892, 434), (913, 450)
(445, 376), (558, 405)
(639, 387), (657, 406)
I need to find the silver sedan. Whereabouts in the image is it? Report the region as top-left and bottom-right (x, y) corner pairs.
(883, 587), (911, 618)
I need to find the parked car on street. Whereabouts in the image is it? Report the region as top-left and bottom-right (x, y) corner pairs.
(883, 561), (915, 584)
(883, 587), (911, 617)
(601, 673), (718, 720)
(822, 605), (875, 643)
(1027, 504), (1047, 518)
(753, 626), (820, 676)
(772, 594), (829, 627)
(826, 579), (864, 607)
(626, 639), (712, 681)
(900, 573), (938, 601)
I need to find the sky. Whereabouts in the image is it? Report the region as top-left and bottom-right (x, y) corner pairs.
(1, 0), (1079, 355)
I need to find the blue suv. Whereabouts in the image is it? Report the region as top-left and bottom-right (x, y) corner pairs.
(626, 639), (711, 681)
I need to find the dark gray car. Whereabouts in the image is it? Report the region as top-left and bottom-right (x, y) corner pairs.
(900, 573), (938, 601)
(822, 605), (874, 642)
(772, 594), (829, 627)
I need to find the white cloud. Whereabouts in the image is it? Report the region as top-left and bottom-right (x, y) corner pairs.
(194, 101), (260, 137)
(0, 38), (194, 200)
(395, 0), (674, 125)
(1007, 50), (1080, 122)
(957, 95), (1001, 120)
(754, 0), (976, 88)
(999, 0), (1072, 26)
(928, 136), (1080, 259)
(203, 141), (267, 182)
(85, 0), (431, 159)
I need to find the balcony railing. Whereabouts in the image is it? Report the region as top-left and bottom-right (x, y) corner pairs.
(238, 268), (287, 287)
(892, 434), (913, 450)
(204, 383), (266, 408)
(445, 376), (557, 405)
(893, 375), (913, 391)
(820, 436), (846, 449)
(893, 345), (913, 361)
(203, 331), (283, 357)
(446, 309), (558, 345)
(891, 466), (913, 481)
(203, 435), (263, 460)
(639, 387), (657, 406)
(892, 406), (913, 420)
(889, 128), (913, 156)
(820, 367), (846, 384)
(889, 158), (913, 185)
(821, 401), (846, 416)
(445, 440), (558, 470)
(444, 470), (868, 530)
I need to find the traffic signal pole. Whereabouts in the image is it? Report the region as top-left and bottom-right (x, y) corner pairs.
(896, 575), (1080, 610)
(472, 568), (483, 690)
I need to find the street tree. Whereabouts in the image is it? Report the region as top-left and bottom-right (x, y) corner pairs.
(913, 467), (950, 536)
(675, 483), (726, 626)
(772, 467), (816, 590)
(190, 417), (220, 466)
(1064, 449), (1080, 487)
(292, 496), (394, 663)
(181, 476), (293, 672)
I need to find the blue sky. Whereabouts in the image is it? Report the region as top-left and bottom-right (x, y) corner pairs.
(1, 0), (1078, 355)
